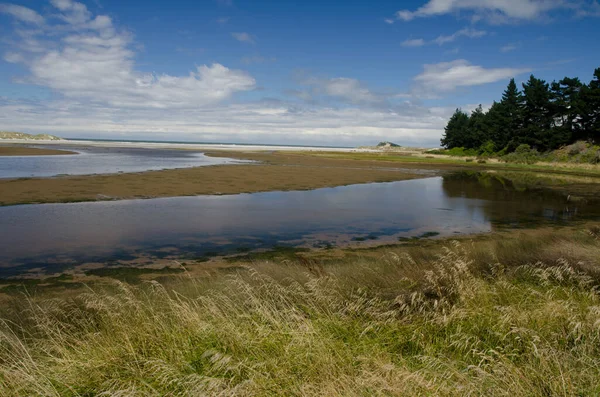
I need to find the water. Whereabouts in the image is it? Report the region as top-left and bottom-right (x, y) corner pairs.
(0, 146), (244, 178)
(1, 172), (598, 277)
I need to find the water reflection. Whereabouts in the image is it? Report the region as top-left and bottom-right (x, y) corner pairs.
(441, 172), (589, 227)
(0, 172), (598, 277)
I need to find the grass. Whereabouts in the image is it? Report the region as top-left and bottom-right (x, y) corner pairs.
(1, 226), (599, 395)
(302, 151), (600, 177)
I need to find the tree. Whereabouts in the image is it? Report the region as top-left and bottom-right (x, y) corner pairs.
(550, 77), (583, 146)
(465, 105), (488, 149)
(498, 79), (524, 150)
(441, 109), (469, 148)
(580, 68), (600, 143)
(522, 75), (553, 150)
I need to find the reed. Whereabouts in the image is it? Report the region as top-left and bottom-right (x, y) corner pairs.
(1, 228), (599, 396)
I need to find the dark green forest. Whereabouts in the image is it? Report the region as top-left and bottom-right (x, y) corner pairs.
(441, 68), (600, 154)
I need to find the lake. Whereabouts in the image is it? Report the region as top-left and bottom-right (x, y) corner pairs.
(1, 171), (598, 277)
(0, 146), (244, 178)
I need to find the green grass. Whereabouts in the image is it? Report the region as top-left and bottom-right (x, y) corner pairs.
(301, 151), (600, 178)
(1, 226), (600, 395)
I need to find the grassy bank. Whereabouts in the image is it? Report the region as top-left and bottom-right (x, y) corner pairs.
(301, 150), (600, 177)
(0, 146), (76, 156)
(1, 225), (599, 395)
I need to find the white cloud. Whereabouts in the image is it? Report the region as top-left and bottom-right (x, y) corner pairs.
(3, 1), (256, 109)
(403, 27), (487, 48)
(500, 43), (519, 52)
(433, 28), (487, 45)
(414, 59), (530, 92)
(298, 76), (386, 105)
(323, 78), (380, 104)
(0, 4), (44, 24)
(0, 1), (512, 147)
(401, 38), (426, 47)
(0, 97), (456, 146)
(394, 0), (598, 24)
(231, 32), (255, 44)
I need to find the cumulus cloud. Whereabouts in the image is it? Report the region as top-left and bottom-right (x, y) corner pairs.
(0, 0), (520, 146)
(0, 97), (456, 146)
(2, 1), (256, 109)
(231, 32), (255, 44)
(393, 0), (599, 24)
(414, 59), (530, 92)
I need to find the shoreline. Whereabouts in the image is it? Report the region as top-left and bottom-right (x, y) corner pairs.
(0, 138), (377, 152)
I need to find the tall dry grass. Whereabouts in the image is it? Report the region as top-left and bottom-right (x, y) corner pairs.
(1, 230), (600, 396)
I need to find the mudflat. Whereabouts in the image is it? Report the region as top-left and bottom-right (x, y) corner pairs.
(0, 146), (76, 156)
(0, 150), (440, 206)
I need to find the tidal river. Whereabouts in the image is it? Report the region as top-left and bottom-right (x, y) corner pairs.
(1, 172), (598, 277)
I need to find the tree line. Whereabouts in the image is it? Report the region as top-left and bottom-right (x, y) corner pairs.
(441, 68), (600, 153)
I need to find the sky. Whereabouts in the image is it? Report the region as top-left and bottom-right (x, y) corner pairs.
(0, 0), (599, 147)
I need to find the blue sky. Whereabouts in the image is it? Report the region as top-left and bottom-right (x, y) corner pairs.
(0, 0), (599, 146)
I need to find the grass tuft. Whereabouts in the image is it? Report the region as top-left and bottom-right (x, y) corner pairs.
(1, 229), (600, 395)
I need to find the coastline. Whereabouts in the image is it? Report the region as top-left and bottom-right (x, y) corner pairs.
(0, 138), (376, 152)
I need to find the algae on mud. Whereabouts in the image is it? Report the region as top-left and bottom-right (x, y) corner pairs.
(0, 150), (435, 206)
(0, 146), (76, 156)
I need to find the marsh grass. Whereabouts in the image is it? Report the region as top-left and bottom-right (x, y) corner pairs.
(1, 228), (600, 396)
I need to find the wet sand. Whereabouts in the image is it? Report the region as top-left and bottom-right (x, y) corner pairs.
(0, 150), (441, 206)
(0, 146), (77, 156)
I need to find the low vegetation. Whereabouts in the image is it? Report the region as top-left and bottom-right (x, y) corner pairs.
(428, 141), (600, 166)
(0, 131), (62, 140)
(1, 226), (599, 395)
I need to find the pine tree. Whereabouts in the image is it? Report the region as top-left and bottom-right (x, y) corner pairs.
(550, 77), (583, 146)
(580, 68), (600, 143)
(441, 109), (469, 148)
(466, 105), (488, 149)
(522, 75), (553, 150)
(498, 79), (524, 150)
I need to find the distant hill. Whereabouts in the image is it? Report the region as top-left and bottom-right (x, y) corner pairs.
(0, 131), (63, 140)
(376, 141), (400, 148)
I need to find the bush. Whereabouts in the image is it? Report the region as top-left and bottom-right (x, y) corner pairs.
(502, 144), (541, 164)
(578, 146), (600, 164)
(478, 140), (496, 157)
(567, 141), (589, 156)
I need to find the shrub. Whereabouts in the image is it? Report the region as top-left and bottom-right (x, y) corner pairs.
(501, 144), (542, 164)
(578, 146), (600, 164)
(567, 141), (589, 156)
(478, 140), (496, 157)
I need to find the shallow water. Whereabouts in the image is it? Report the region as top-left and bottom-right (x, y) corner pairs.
(0, 146), (243, 178)
(1, 172), (598, 277)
